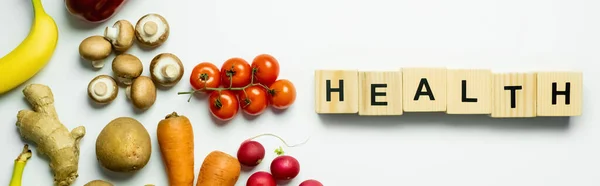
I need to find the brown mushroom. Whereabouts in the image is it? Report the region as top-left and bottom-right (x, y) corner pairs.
(112, 53), (143, 85)
(135, 13), (169, 48)
(126, 76), (156, 110)
(104, 20), (135, 53)
(149, 53), (184, 87)
(87, 75), (118, 104)
(79, 35), (112, 69)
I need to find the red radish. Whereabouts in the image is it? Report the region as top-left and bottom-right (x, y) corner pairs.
(246, 171), (277, 186)
(270, 154), (300, 180)
(237, 140), (265, 166)
(300, 179), (323, 186)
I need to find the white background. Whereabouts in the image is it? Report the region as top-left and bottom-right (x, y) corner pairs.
(0, 0), (598, 185)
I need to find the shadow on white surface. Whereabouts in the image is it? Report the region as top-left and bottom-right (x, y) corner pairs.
(318, 112), (570, 131)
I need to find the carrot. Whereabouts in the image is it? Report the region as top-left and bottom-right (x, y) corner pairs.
(196, 150), (241, 186)
(157, 112), (195, 186)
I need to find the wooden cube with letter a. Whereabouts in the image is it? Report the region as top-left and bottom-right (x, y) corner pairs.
(402, 68), (447, 112)
(315, 70), (359, 114)
(358, 71), (403, 115)
(491, 73), (537, 118)
(447, 69), (492, 114)
(536, 72), (582, 116)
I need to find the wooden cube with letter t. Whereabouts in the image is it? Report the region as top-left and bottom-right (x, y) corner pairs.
(491, 73), (537, 118)
(536, 72), (582, 116)
(447, 69), (492, 114)
(358, 71), (403, 115)
(402, 68), (447, 112)
(314, 70), (359, 114)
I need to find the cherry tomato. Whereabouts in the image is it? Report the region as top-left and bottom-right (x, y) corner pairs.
(251, 54), (280, 86)
(190, 62), (221, 92)
(238, 85), (269, 115)
(220, 58), (251, 88)
(268, 79), (296, 109)
(209, 90), (239, 121)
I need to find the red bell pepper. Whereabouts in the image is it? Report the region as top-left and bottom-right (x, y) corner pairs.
(65, 0), (126, 23)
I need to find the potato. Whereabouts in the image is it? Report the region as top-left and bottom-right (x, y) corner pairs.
(96, 117), (152, 172)
(84, 180), (114, 186)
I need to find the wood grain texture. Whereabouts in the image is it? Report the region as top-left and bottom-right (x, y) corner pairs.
(447, 69), (492, 114)
(491, 73), (537, 118)
(315, 70), (359, 114)
(358, 71), (403, 116)
(536, 72), (582, 116)
(402, 68), (447, 112)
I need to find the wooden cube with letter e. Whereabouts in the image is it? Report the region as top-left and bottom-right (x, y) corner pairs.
(358, 71), (403, 115)
(536, 72), (582, 116)
(314, 70), (359, 114)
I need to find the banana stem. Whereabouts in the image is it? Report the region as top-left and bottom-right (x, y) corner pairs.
(9, 144), (32, 186)
(31, 0), (45, 15)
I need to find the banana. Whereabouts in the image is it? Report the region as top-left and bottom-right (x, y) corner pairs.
(0, 0), (58, 95)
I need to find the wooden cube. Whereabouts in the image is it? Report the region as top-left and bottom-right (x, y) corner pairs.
(491, 73), (537, 118)
(447, 69), (492, 114)
(402, 68), (447, 112)
(536, 72), (582, 116)
(314, 70), (359, 114)
(358, 71), (403, 116)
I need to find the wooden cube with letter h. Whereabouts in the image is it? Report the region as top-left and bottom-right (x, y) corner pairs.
(315, 70), (359, 114)
(536, 72), (582, 116)
(358, 71), (403, 115)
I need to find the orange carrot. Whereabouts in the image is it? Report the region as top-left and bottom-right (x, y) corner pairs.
(157, 112), (195, 186)
(196, 150), (241, 186)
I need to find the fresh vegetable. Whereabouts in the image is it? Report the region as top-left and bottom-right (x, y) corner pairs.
(209, 90), (239, 121)
(196, 151), (241, 186)
(65, 0), (126, 23)
(127, 76), (157, 110)
(83, 180), (114, 186)
(237, 140), (265, 167)
(178, 54), (297, 121)
(96, 117), (151, 172)
(87, 75), (119, 104)
(111, 53), (143, 85)
(190, 62), (222, 93)
(157, 112), (195, 186)
(150, 53), (184, 87)
(135, 13), (170, 48)
(270, 147), (300, 180)
(246, 171), (276, 186)
(104, 20), (135, 53)
(238, 85), (268, 115)
(268, 79), (296, 109)
(251, 54), (280, 86)
(9, 144), (32, 186)
(79, 35), (112, 69)
(0, 0), (58, 94)
(16, 84), (86, 186)
(299, 179), (323, 186)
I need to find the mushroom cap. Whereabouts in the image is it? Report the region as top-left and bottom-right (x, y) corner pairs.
(87, 75), (118, 104)
(129, 76), (156, 110)
(79, 35), (112, 61)
(104, 20), (135, 53)
(112, 54), (143, 85)
(134, 13), (170, 48)
(149, 53), (184, 87)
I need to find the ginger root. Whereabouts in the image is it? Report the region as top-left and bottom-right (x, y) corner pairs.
(16, 84), (86, 186)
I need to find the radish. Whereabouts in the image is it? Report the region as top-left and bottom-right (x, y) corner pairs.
(246, 171), (277, 186)
(300, 179), (323, 186)
(270, 147), (300, 180)
(237, 140), (265, 166)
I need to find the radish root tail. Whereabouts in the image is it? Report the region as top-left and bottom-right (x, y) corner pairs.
(246, 133), (310, 147)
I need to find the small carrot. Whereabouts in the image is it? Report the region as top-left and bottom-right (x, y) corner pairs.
(196, 150), (241, 186)
(157, 112), (195, 186)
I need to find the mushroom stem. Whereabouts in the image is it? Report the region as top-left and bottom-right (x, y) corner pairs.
(126, 86), (132, 100)
(91, 60), (105, 68)
(161, 64), (179, 80)
(143, 21), (158, 36)
(93, 82), (108, 96)
(104, 26), (120, 42)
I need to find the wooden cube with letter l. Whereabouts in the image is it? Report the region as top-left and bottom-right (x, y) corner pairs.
(491, 73), (537, 118)
(447, 69), (492, 114)
(402, 68), (447, 112)
(536, 72), (582, 116)
(358, 71), (403, 115)
(314, 70), (359, 114)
